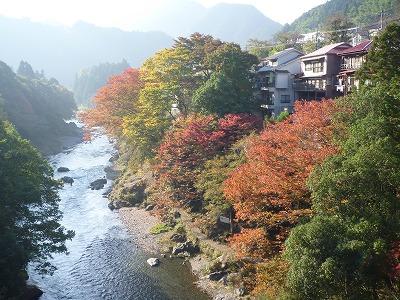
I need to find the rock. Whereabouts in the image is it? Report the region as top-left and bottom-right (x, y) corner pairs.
(102, 186), (112, 197)
(218, 275), (228, 286)
(208, 271), (228, 281)
(113, 200), (132, 209)
(23, 285), (43, 300)
(147, 257), (160, 267)
(172, 241), (200, 255)
(90, 178), (107, 190)
(187, 199), (202, 212)
(57, 166), (70, 172)
(108, 202), (115, 210)
(109, 153), (119, 162)
(61, 176), (74, 185)
(170, 233), (186, 243)
(235, 287), (246, 297)
(145, 204), (155, 211)
(176, 251), (191, 258)
(104, 165), (119, 180)
(173, 211), (181, 219)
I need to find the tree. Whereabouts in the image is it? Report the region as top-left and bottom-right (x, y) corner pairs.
(80, 68), (141, 136)
(155, 114), (261, 211)
(224, 100), (338, 257)
(284, 24), (400, 299)
(122, 35), (258, 156)
(246, 39), (271, 59)
(323, 14), (354, 43)
(0, 121), (74, 298)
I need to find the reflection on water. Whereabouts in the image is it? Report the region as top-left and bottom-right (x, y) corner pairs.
(28, 132), (209, 300)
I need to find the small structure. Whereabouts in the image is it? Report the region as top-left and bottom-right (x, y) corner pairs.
(294, 42), (352, 100)
(336, 40), (372, 95)
(255, 48), (303, 116)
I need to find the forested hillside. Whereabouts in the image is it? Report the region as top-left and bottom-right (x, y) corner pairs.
(286, 0), (399, 33)
(0, 17), (172, 87)
(0, 61), (81, 154)
(73, 60), (130, 107)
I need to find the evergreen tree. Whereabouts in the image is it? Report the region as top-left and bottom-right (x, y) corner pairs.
(0, 121), (74, 298)
(284, 23), (400, 299)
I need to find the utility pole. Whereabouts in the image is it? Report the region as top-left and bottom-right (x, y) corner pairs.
(380, 9), (384, 30)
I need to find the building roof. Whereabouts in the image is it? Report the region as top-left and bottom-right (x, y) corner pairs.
(302, 42), (352, 59)
(339, 40), (372, 55)
(265, 48), (304, 61)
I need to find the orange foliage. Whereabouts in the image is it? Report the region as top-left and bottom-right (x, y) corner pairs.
(79, 68), (141, 136)
(229, 228), (271, 259)
(224, 100), (338, 253)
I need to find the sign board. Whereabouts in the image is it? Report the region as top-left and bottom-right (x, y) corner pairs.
(219, 216), (231, 224)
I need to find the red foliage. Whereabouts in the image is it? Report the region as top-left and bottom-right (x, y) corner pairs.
(389, 241), (400, 281)
(79, 68), (141, 136)
(155, 113), (261, 206)
(228, 228), (271, 259)
(224, 100), (338, 253)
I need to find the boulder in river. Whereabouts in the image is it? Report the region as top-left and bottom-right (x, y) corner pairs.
(90, 178), (107, 190)
(57, 167), (70, 172)
(147, 257), (160, 267)
(61, 176), (74, 185)
(108, 200), (132, 210)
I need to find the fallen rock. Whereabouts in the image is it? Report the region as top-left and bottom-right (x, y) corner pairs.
(208, 271), (228, 281)
(145, 204), (155, 211)
(61, 176), (74, 185)
(147, 257), (160, 267)
(113, 200), (132, 209)
(90, 178), (107, 190)
(170, 233), (186, 243)
(172, 241), (200, 255)
(57, 167), (70, 172)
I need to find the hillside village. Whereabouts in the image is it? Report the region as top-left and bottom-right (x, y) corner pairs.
(255, 39), (372, 117)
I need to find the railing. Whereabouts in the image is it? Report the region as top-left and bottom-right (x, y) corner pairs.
(293, 82), (325, 91)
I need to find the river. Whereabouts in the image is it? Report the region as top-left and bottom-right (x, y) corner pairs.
(28, 131), (209, 300)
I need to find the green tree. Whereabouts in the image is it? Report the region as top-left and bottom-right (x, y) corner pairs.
(284, 24), (400, 299)
(0, 121), (74, 298)
(323, 14), (354, 43)
(246, 39), (271, 59)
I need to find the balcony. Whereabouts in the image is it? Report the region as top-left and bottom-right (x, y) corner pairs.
(293, 82), (325, 92)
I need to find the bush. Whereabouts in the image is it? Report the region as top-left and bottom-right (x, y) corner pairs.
(149, 223), (172, 235)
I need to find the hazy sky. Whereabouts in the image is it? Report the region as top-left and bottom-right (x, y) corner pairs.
(0, 0), (327, 29)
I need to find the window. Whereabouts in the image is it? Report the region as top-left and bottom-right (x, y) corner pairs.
(281, 95), (291, 103)
(305, 60), (324, 73)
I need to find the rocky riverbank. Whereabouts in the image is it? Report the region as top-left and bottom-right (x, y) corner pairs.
(118, 206), (243, 300)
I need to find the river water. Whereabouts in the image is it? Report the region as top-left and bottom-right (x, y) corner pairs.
(28, 132), (209, 300)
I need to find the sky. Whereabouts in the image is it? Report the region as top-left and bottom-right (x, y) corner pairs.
(0, 0), (327, 29)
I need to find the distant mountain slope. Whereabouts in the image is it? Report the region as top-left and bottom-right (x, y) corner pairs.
(287, 0), (396, 33)
(193, 3), (282, 44)
(135, 1), (282, 44)
(73, 60), (130, 107)
(0, 61), (81, 154)
(0, 17), (173, 87)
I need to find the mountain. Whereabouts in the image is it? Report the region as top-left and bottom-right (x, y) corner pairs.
(0, 60), (81, 154)
(135, 1), (282, 44)
(0, 16), (173, 87)
(286, 0), (397, 33)
(73, 60), (130, 107)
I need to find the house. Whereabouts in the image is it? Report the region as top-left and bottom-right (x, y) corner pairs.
(294, 42), (352, 100)
(255, 48), (304, 117)
(336, 40), (372, 95)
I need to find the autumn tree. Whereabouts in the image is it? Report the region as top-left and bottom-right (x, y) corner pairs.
(122, 34), (258, 156)
(155, 114), (261, 212)
(80, 68), (141, 136)
(224, 100), (338, 257)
